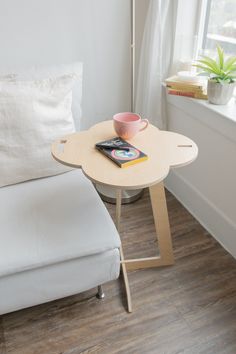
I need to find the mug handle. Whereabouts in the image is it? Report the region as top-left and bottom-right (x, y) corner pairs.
(139, 118), (149, 132)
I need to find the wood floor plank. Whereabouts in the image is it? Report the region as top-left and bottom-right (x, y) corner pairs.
(1, 189), (236, 354)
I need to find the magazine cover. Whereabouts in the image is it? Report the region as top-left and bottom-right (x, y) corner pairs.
(95, 137), (148, 168)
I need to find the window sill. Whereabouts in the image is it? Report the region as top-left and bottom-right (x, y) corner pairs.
(187, 97), (236, 123)
(164, 88), (236, 143)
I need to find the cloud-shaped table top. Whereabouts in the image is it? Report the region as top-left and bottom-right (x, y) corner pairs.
(52, 120), (198, 190)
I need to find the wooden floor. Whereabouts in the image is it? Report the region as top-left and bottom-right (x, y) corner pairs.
(1, 189), (236, 354)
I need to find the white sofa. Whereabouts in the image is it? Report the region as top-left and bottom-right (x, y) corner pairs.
(0, 170), (121, 315)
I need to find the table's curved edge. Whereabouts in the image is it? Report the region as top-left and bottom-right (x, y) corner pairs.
(51, 131), (89, 169)
(160, 130), (198, 169)
(51, 150), (81, 169)
(51, 141), (82, 169)
(170, 146), (198, 169)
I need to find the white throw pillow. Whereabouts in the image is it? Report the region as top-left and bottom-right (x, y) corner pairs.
(0, 74), (76, 188)
(0, 62), (83, 130)
(17, 62), (83, 131)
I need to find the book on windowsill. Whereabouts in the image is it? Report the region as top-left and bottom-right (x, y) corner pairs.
(167, 89), (208, 100)
(95, 137), (148, 168)
(165, 75), (206, 88)
(165, 75), (207, 100)
(166, 83), (204, 92)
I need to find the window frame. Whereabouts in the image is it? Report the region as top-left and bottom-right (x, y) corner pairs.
(197, 0), (236, 56)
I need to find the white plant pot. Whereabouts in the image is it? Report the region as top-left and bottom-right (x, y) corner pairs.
(207, 80), (235, 105)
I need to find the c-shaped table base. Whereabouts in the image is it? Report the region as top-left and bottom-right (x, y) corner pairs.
(115, 181), (174, 313)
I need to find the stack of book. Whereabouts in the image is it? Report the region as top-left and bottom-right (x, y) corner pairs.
(165, 75), (207, 100)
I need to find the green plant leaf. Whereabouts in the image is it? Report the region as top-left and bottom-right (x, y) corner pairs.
(198, 56), (221, 74)
(192, 64), (212, 74)
(217, 45), (224, 69)
(224, 56), (236, 71)
(230, 64), (236, 72)
(196, 60), (215, 72)
(225, 66), (236, 76)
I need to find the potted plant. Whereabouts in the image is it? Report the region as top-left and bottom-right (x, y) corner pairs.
(194, 45), (236, 105)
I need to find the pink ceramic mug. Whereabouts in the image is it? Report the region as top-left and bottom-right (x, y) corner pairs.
(113, 112), (149, 140)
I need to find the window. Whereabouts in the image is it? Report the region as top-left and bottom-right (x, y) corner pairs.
(201, 0), (236, 55)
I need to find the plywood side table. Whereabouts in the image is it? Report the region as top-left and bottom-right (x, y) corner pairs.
(52, 120), (198, 312)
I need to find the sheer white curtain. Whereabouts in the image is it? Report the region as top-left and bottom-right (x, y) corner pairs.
(135, 0), (199, 128)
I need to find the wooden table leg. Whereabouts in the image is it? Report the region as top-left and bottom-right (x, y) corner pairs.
(115, 183), (173, 310)
(121, 182), (174, 271)
(116, 189), (132, 313)
(149, 181), (174, 265)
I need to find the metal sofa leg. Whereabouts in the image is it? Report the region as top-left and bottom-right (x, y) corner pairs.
(96, 285), (105, 299)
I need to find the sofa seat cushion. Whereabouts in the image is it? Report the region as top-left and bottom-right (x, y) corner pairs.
(0, 170), (120, 277)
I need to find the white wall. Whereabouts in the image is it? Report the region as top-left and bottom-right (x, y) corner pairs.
(165, 94), (236, 258)
(0, 0), (131, 129)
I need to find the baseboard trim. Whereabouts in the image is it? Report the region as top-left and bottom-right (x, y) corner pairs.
(165, 171), (236, 259)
